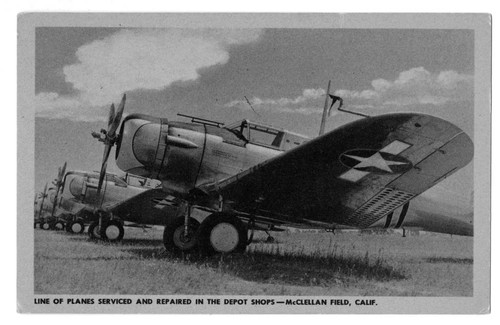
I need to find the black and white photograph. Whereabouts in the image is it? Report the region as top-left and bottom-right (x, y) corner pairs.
(17, 13), (491, 313)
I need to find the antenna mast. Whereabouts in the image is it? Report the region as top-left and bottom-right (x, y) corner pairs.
(318, 80), (331, 136)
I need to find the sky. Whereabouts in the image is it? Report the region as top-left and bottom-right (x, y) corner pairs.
(35, 27), (474, 207)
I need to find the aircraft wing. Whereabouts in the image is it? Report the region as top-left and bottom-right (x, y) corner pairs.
(57, 198), (87, 216)
(101, 188), (182, 224)
(201, 113), (473, 228)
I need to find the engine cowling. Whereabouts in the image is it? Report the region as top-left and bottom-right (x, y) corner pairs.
(116, 114), (206, 196)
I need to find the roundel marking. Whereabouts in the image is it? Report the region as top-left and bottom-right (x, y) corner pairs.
(339, 149), (413, 174)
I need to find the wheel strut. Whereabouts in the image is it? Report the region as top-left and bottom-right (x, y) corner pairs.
(184, 203), (191, 238)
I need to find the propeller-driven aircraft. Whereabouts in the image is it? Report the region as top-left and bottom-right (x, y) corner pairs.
(47, 168), (180, 241)
(90, 87), (473, 255)
(34, 185), (65, 230)
(35, 163), (77, 231)
(34, 183), (49, 228)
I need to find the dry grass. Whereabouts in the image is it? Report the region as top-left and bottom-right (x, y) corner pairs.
(34, 227), (473, 296)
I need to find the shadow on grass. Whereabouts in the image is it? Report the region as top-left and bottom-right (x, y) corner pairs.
(66, 235), (162, 246)
(250, 238), (280, 244)
(425, 257), (473, 264)
(123, 246), (407, 286)
(120, 238), (163, 246)
(66, 236), (92, 242)
(202, 250), (407, 285)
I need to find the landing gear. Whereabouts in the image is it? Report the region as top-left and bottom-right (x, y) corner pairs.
(100, 219), (124, 242)
(163, 217), (200, 253)
(41, 221), (51, 230)
(54, 221), (65, 231)
(67, 220), (85, 234)
(263, 230), (275, 243)
(198, 213), (248, 255)
(87, 221), (101, 240)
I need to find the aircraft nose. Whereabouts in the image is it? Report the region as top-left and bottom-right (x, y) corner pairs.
(116, 115), (166, 177)
(132, 123), (162, 167)
(69, 177), (84, 199)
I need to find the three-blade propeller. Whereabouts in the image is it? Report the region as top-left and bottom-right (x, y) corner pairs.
(37, 183), (49, 219)
(91, 94), (126, 208)
(50, 162), (67, 217)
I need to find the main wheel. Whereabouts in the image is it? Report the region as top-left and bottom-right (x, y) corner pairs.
(54, 221), (65, 231)
(87, 221), (101, 240)
(67, 220), (85, 234)
(197, 213), (248, 255)
(100, 220), (124, 242)
(41, 222), (51, 230)
(163, 217), (200, 253)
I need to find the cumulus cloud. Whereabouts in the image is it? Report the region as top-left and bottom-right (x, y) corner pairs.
(225, 88), (326, 115)
(36, 28), (263, 120)
(224, 67), (473, 116)
(35, 92), (109, 121)
(335, 67), (473, 109)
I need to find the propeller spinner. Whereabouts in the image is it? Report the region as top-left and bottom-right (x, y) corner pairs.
(91, 94), (126, 206)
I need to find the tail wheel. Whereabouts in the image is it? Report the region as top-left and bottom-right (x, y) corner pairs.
(54, 221), (65, 231)
(100, 220), (124, 242)
(68, 220), (85, 234)
(163, 217), (200, 253)
(197, 213), (248, 255)
(87, 221), (101, 240)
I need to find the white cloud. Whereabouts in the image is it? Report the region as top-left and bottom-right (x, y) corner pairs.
(36, 28), (263, 121)
(224, 88), (326, 115)
(335, 67), (473, 109)
(225, 67), (473, 116)
(35, 92), (110, 122)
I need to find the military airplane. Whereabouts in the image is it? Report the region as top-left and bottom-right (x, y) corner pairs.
(48, 168), (180, 241)
(90, 87), (473, 255)
(34, 186), (66, 230)
(34, 183), (49, 229)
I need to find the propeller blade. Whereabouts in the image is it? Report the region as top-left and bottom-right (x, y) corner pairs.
(38, 183), (48, 219)
(108, 103), (115, 129)
(59, 161), (67, 189)
(52, 162), (68, 217)
(94, 94), (126, 209)
(96, 143), (112, 202)
(109, 94), (126, 137)
(61, 162), (67, 179)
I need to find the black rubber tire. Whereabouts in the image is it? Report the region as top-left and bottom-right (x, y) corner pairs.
(100, 220), (124, 242)
(34, 222), (39, 229)
(67, 220), (85, 234)
(41, 222), (51, 230)
(163, 217), (200, 254)
(87, 221), (101, 240)
(197, 213), (248, 256)
(54, 221), (65, 231)
(266, 236), (275, 243)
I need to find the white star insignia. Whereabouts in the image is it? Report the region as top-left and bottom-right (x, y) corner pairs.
(345, 152), (408, 173)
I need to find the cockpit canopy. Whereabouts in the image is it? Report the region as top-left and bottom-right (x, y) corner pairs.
(224, 119), (309, 151)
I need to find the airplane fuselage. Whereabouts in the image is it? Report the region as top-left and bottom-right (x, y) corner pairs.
(56, 171), (177, 225)
(114, 114), (473, 236)
(116, 115), (302, 196)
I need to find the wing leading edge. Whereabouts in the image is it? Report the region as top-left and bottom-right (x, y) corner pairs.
(200, 113), (473, 228)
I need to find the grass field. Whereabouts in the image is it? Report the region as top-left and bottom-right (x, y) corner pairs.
(34, 227), (473, 296)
